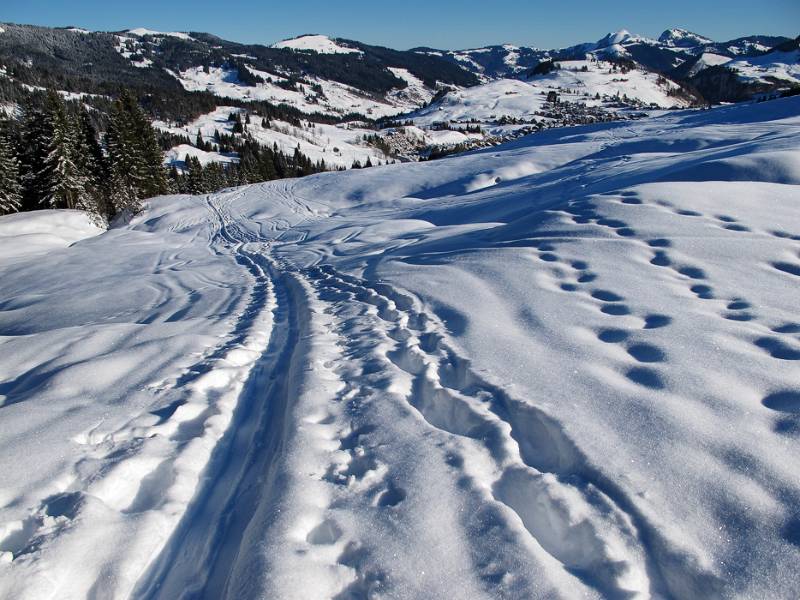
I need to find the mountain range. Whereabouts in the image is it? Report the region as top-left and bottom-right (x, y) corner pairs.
(0, 22), (797, 173)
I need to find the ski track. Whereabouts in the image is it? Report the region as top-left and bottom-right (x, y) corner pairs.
(4, 100), (800, 599)
(131, 181), (729, 599)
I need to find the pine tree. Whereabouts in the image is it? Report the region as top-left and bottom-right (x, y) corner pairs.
(73, 110), (110, 221)
(0, 127), (22, 214)
(18, 102), (52, 211)
(105, 90), (168, 214)
(38, 92), (88, 210)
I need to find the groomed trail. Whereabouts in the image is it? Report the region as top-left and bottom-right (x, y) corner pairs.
(1, 97), (800, 600)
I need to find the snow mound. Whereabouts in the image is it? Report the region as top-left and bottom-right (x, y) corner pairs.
(0, 210), (103, 260)
(272, 34), (362, 55)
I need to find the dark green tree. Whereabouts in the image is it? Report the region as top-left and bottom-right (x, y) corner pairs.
(0, 126), (22, 214)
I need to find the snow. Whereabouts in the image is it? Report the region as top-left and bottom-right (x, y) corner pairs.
(598, 29), (635, 47)
(155, 106), (392, 170)
(727, 49), (800, 86)
(127, 28), (193, 41)
(164, 143), (239, 170)
(659, 28), (714, 48)
(386, 67), (436, 106)
(171, 66), (427, 118)
(0, 210), (102, 260)
(0, 102), (18, 117)
(687, 52), (732, 76)
(272, 35), (362, 55)
(410, 61), (688, 129)
(1, 97), (800, 599)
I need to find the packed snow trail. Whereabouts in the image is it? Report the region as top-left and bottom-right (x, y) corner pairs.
(1, 97), (800, 599)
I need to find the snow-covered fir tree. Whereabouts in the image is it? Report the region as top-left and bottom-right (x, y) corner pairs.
(105, 90), (168, 213)
(38, 92), (89, 210)
(0, 128), (22, 214)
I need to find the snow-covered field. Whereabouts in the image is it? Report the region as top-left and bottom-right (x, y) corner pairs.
(1, 97), (799, 599)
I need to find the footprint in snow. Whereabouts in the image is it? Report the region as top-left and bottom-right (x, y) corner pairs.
(650, 251), (671, 267)
(626, 343), (666, 363)
(772, 261), (800, 277)
(600, 304), (632, 316)
(597, 328), (629, 343)
(754, 337), (800, 361)
(306, 518), (343, 545)
(762, 390), (800, 413)
(690, 284), (714, 300)
(376, 482), (406, 508)
(643, 314), (672, 329)
(772, 323), (800, 334)
(591, 289), (625, 303)
(626, 367), (666, 390)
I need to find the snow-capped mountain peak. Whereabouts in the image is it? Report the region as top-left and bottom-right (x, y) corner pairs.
(596, 29), (635, 48)
(658, 28), (714, 48)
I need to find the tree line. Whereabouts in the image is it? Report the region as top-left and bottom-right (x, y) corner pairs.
(0, 89), (339, 221)
(0, 89), (167, 221)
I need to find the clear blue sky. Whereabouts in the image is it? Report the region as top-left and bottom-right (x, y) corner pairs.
(2, 0), (797, 50)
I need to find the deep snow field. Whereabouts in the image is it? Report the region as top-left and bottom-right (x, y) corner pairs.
(1, 96), (799, 600)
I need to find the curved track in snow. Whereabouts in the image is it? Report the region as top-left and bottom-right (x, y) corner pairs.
(2, 97), (799, 600)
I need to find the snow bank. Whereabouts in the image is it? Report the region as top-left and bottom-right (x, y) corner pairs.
(0, 210), (103, 260)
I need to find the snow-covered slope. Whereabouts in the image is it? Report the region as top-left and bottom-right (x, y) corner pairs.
(686, 52), (732, 77)
(126, 28), (193, 41)
(272, 34), (362, 55)
(410, 59), (690, 130)
(532, 59), (690, 106)
(726, 48), (800, 86)
(1, 97), (800, 600)
(169, 65), (431, 118)
(156, 106), (393, 170)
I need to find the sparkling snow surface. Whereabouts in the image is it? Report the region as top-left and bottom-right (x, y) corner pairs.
(1, 98), (800, 599)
